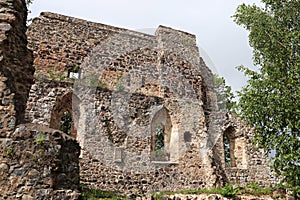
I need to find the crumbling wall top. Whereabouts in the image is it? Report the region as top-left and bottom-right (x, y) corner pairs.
(156, 25), (197, 46)
(36, 12), (156, 39)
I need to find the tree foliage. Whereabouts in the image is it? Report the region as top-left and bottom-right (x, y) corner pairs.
(60, 111), (72, 135)
(233, 0), (300, 197)
(213, 74), (236, 112)
(25, 0), (33, 6)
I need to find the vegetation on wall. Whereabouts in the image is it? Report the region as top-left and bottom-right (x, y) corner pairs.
(233, 0), (300, 198)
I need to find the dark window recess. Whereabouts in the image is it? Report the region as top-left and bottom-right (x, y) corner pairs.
(60, 111), (72, 135)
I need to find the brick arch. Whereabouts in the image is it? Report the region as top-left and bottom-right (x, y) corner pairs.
(49, 91), (77, 138)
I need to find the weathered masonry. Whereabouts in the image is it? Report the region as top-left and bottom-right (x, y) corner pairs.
(0, 1), (80, 199)
(24, 12), (276, 193)
(25, 12), (220, 192)
(0, 0), (275, 197)
(0, 0), (34, 137)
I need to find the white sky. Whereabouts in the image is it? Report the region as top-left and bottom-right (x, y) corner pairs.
(28, 0), (262, 92)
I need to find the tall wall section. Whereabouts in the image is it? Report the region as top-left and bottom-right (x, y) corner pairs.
(0, 3), (81, 199)
(27, 12), (154, 77)
(0, 0), (34, 137)
(26, 12), (221, 193)
(25, 11), (276, 193)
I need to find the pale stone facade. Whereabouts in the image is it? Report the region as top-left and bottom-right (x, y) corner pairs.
(0, 1), (275, 197)
(24, 12), (275, 193)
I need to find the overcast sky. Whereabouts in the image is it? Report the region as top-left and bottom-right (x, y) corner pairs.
(29, 0), (262, 92)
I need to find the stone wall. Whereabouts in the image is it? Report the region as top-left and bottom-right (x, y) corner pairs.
(0, 124), (80, 199)
(215, 113), (275, 187)
(0, 2), (81, 199)
(0, 0), (34, 137)
(25, 11), (275, 194)
(25, 12), (221, 193)
(25, 78), (213, 193)
(27, 12), (154, 77)
(25, 79), (73, 126)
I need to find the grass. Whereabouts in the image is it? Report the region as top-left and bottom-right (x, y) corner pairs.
(242, 182), (274, 196)
(81, 183), (274, 200)
(151, 183), (274, 200)
(81, 188), (125, 200)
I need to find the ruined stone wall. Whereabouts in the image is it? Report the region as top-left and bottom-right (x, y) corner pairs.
(27, 12), (153, 77)
(25, 79), (73, 126)
(25, 80), (211, 193)
(215, 113), (275, 187)
(0, 2), (81, 199)
(0, 124), (80, 199)
(79, 87), (208, 193)
(0, 0), (34, 137)
(25, 11), (275, 193)
(25, 12), (220, 193)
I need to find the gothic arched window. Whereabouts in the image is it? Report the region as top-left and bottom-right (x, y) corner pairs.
(151, 107), (172, 161)
(50, 92), (77, 138)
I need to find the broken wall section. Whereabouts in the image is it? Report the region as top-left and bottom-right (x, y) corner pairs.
(0, 0), (34, 137)
(219, 113), (277, 187)
(0, 2), (81, 199)
(27, 12), (154, 78)
(26, 11), (220, 192)
(0, 124), (80, 199)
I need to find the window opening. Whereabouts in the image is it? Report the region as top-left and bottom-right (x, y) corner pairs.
(155, 124), (167, 160)
(151, 107), (172, 161)
(60, 111), (72, 135)
(224, 134), (231, 167)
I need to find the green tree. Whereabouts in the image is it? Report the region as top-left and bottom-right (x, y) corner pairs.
(233, 0), (300, 198)
(213, 74), (236, 112)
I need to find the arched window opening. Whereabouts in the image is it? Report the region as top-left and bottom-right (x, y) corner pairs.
(50, 92), (77, 139)
(223, 134), (232, 167)
(224, 126), (237, 168)
(155, 124), (167, 160)
(60, 111), (72, 135)
(151, 107), (172, 161)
